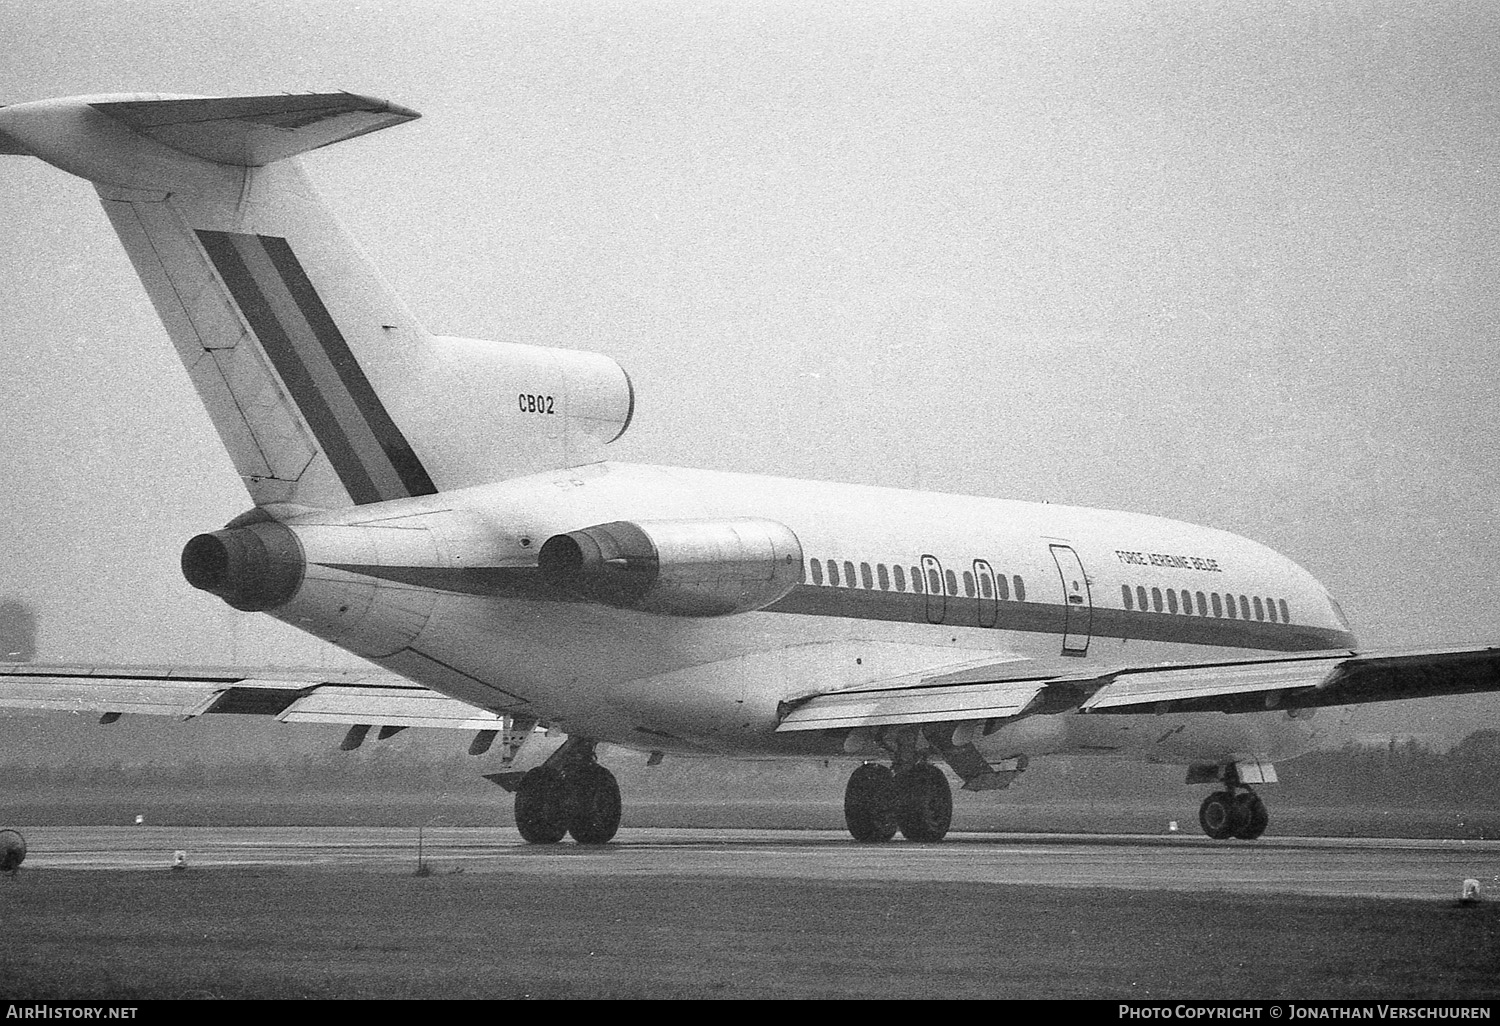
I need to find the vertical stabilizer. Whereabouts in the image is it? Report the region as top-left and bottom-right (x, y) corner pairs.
(0, 93), (635, 511)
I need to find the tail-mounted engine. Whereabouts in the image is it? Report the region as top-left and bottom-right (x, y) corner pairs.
(538, 518), (803, 617)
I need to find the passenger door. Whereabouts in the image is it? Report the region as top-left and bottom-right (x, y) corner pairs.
(1049, 544), (1092, 654)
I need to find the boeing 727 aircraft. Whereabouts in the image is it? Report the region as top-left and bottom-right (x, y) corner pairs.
(2, 92), (1497, 846)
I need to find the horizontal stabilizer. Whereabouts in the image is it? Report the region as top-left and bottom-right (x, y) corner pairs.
(90, 92), (420, 166)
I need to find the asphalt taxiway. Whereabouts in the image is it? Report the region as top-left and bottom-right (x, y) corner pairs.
(9, 825), (1498, 901)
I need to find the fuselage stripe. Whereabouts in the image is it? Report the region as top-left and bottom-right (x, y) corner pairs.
(766, 584), (1354, 652)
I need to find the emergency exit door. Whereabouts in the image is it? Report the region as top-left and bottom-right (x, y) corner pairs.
(1049, 544), (1092, 654)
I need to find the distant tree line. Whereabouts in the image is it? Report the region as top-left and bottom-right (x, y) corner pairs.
(5, 731), (1499, 810)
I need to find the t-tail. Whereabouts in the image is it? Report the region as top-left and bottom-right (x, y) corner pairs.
(0, 93), (633, 512)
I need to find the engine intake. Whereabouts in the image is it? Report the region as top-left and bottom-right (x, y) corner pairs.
(181, 521), (305, 612)
(538, 518), (803, 617)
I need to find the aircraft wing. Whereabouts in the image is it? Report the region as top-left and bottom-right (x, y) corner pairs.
(776, 644), (1500, 732)
(0, 663), (505, 730)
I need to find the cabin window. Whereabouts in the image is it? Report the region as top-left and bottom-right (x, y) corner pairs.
(945, 569), (958, 596)
(844, 561), (857, 588)
(810, 558), (824, 585)
(1211, 593), (1223, 617)
(877, 564), (890, 590)
(1279, 599), (1290, 623)
(912, 567), (923, 592)
(827, 561), (840, 587)
(928, 569), (942, 595)
(1122, 585), (1134, 610)
(861, 562), (874, 589)
(1239, 595), (1252, 620)
(1013, 576), (1026, 602)
(1224, 593), (1237, 618)
(1181, 590), (1193, 615)
(1151, 587), (1163, 612)
(1196, 591), (1208, 617)
(894, 565), (906, 591)
(963, 571), (975, 597)
(1265, 597), (1277, 623)
(998, 573), (1011, 600)
(1166, 588), (1178, 614)
(1136, 585), (1148, 611)
(980, 573), (993, 599)
(1253, 596), (1264, 621)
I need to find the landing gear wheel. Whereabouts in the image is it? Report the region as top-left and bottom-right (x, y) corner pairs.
(895, 763), (953, 843)
(844, 763), (898, 843)
(515, 766), (570, 844)
(1198, 790), (1237, 840)
(1231, 791), (1268, 840)
(568, 763), (622, 845)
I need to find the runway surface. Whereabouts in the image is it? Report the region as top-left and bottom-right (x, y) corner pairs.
(9, 825), (1499, 900)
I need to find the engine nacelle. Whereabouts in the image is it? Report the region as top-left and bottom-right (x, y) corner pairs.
(538, 518), (804, 617)
(181, 520), (305, 612)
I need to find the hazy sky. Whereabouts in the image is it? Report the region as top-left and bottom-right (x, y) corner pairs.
(2, 1), (1498, 722)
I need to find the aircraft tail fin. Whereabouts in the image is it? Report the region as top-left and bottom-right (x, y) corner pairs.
(0, 93), (634, 511)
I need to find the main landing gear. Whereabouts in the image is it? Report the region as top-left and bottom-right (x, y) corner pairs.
(1198, 788), (1269, 841)
(843, 761), (953, 843)
(514, 743), (622, 845)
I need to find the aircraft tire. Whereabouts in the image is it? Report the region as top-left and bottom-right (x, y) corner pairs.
(843, 763), (899, 843)
(568, 763), (622, 845)
(1198, 790), (1237, 840)
(1232, 791), (1269, 840)
(895, 763), (953, 843)
(515, 766), (570, 844)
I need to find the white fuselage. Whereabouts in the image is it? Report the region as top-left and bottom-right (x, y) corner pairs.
(259, 460), (1358, 769)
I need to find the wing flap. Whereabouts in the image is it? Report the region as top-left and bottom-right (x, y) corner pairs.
(777, 680), (1045, 732)
(0, 663), (501, 728)
(278, 685), (503, 730)
(0, 673), (235, 718)
(1081, 657), (1346, 712)
(1078, 645), (1500, 715)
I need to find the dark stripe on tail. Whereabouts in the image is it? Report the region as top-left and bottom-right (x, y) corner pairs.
(259, 236), (436, 498)
(197, 230), (381, 503)
(196, 230), (435, 505)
